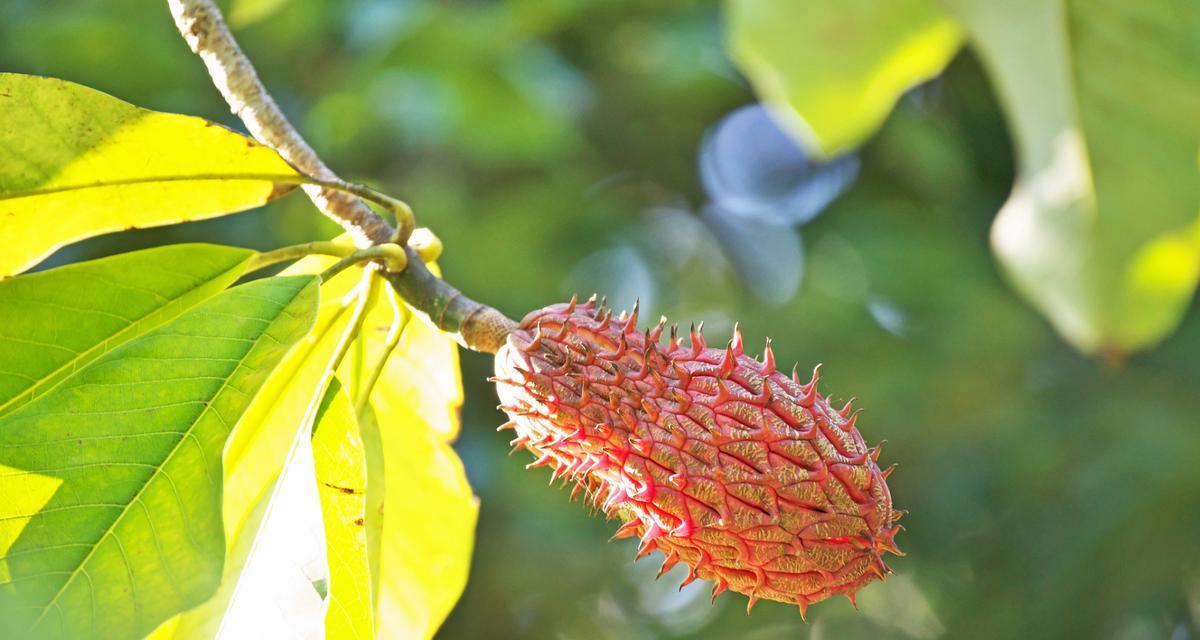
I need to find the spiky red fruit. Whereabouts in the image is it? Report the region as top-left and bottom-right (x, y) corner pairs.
(493, 296), (902, 616)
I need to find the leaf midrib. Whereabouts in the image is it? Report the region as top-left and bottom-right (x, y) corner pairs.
(0, 172), (302, 203)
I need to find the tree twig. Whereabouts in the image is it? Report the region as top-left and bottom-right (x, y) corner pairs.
(168, 0), (516, 352)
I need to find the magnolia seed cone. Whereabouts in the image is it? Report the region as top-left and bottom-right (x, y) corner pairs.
(493, 296), (903, 617)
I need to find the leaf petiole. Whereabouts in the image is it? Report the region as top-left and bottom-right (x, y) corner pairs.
(245, 240), (358, 273)
(354, 283), (410, 416)
(303, 177), (416, 246)
(318, 245), (408, 282)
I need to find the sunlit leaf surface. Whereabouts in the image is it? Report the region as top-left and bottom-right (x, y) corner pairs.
(312, 380), (374, 639)
(159, 260), (364, 640)
(367, 262), (465, 442)
(370, 402), (477, 639)
(346, 267), (476, 639)
(328, 259), (476, 640)
(0, 273), (319, 639)
(160, 248), (474, 639)
(0, 73), (300, 276)
(0, 244), (253, 419)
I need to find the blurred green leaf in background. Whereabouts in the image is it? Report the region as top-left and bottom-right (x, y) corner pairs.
(727, 0), (962, 158)
(730, 0), (1200, 357)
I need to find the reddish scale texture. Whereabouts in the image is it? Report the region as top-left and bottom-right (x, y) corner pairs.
(493, 297), (903, 617)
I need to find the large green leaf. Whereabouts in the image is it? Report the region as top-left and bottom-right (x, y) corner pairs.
(940, 0), (1200, 354)
(726, 0), (962, 156)
(0, 274), (319, 639)
(0, 73), (301, 276)
(151, 266), (359, 639)
(0, 244), (254, 419)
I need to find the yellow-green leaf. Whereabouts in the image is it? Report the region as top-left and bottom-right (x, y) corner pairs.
(328, 259), (476, 639)
(220, 264), (363, 561)
(370, 393), (477, 639)
(0, 73), (301, 276)
(312, 379), (374, 639)
(341, 265), (476, 639)
(726, 0), (962, 157)
(366, 262), (464, 442)
(156, 248), (475, 639)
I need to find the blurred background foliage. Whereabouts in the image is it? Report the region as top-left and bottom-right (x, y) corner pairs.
(3, 0), (1200, 638)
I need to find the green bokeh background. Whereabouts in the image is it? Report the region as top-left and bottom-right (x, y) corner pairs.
(4, 1), (1199, 638)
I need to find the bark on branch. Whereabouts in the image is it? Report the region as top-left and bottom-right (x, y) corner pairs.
(168, 0), (515, 352)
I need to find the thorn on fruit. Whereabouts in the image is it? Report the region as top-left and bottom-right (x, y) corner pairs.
(845, 409), (862, 431)
(649, 316), (667, 343)
(622, 299), (640, 334)
(678, 566), (699, 591)
(711, 579), (728, 603)
(718, 344), (736, 379)
(689, 322), (706, 356)
(656, 552), (679, 580)
(637, 520), (663, 555)
(804, 364), (822, 394)
(610, 520), (641, 541)
(839, 397), (856, 418)
(602, 488), (628, 511)
(527, 320), (545, 350)
(761, 338), (775, 376)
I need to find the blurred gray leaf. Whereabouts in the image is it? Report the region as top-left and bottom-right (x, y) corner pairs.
(867, 295), (909, 338)
(562, 245), (657, 314)
(700, 103), (859, 227)
(702, 203), (804, 306)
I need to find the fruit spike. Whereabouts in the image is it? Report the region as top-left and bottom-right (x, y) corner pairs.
(494, 298), (902, 616)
